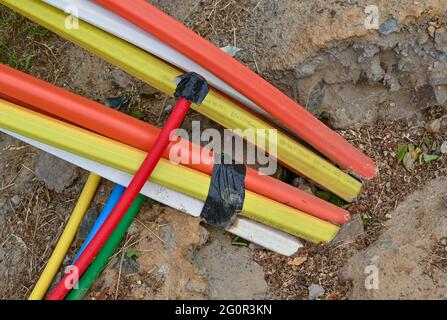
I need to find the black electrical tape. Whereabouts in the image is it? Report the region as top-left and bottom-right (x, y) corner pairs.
(200, 154), (246, 228)
(174, 72), (210, 105)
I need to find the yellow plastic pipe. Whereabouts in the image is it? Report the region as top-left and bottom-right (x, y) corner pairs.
(0, 99), (340, 243)
(28, 173), (101, 300)
(0, 0), (362, 202)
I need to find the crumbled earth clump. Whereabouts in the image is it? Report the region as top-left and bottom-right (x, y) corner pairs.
(193, 228), (268, 300)
(34, 152), (79, 193)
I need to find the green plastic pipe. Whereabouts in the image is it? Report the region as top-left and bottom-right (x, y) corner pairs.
(66, 195), (145, 300)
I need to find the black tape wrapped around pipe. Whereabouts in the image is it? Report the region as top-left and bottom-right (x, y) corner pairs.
(201, 154), (246, 228)
(174, 72), (209, 105)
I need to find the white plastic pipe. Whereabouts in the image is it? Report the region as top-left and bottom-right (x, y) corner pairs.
(0, 129), (302, 256)
(44, 0), (276, 122)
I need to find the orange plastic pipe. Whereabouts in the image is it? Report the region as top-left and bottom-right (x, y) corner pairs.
(93, 0), (377, 180)
(0, 64), (350, 224)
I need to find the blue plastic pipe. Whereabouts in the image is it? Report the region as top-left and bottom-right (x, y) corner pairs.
(72, 184), (125, 263)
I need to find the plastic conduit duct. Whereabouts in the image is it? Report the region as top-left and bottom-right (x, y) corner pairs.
(28, 173), (101, 300)
(66, 195), (145, 300)
(1, 129), (302, 257)
(44, 0), (297, 137)
(0, 66), (351, 224)
(49, 96), (194, 299)
(72, 184), (125, 263)
(0, 0), (363, 204)
(44, 0), (273, 124)
(92, 0), (377, 180)
(0, 100), (340, 245)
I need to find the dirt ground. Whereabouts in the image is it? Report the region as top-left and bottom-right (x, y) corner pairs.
(1, 0), (447, 300)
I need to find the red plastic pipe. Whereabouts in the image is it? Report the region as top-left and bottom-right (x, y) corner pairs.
(0, 64), (350, 224)
(46, 97), (192, 300)
(93, 0), (377, 180)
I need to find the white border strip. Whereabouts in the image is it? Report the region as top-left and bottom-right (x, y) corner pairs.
(0, 129), (302, 256)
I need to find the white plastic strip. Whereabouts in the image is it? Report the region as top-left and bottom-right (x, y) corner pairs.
(0, 129), (302, 256)
(44, 0), (273, 121)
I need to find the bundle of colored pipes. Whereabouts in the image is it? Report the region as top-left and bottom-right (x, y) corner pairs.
(0, 0), (377, 300)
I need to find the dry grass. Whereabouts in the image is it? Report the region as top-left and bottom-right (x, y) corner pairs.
(184, 0), (254, 44)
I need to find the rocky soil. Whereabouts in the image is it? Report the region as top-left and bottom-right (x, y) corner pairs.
(1, 0), (447, 300)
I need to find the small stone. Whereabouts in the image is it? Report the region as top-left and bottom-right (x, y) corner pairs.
(339, 264), (353, 282)
(160, 225), (176, 249)
(379, 17), (399, 35)
(308, 284), (325, 300)
(111, 69), (132, 89)
(440, 141), (447, 154)
(288, 255), (307, 266)
(163, 104), (173, 115)
(295, 64), (316, 78)
(332, 214), (364, 245)
(104, 96), (130, 110)
(220, 45), (242, 57)
(427, 119), (441, 133)
(307, 80), (325, 112)
(0, 202), (6, 227)
(433, 85), (447, 104)
(364, 56), (385, 83)
(34, 152), (79, 193)
(127, 222), (139, 236)
(384, 73), (402, 92)
(158, 264), (170, 275)
(429, 62), (447, 86)
(248, 243), (258, 251)
(385, 213), (392, 219)
(10, 195), (21, 206)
